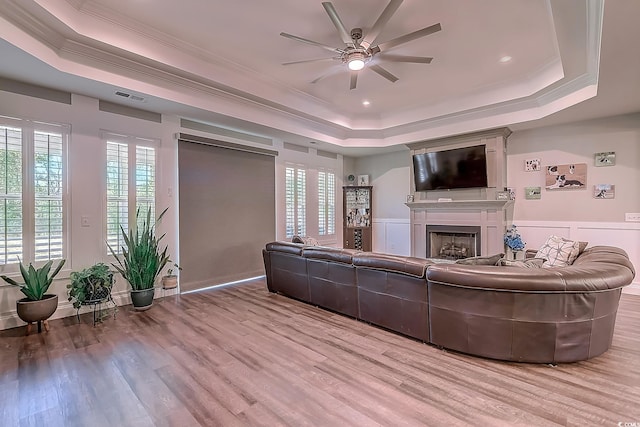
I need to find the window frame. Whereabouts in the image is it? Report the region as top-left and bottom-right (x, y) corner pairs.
(318, 168), (336, 237)
(102, 132), (158, 256)
(284, 163), (307, 239)
(0, 116), (69, 272)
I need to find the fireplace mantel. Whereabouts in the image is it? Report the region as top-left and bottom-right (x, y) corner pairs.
(406, 200), (513, 210)
(408, 199), (513, 258)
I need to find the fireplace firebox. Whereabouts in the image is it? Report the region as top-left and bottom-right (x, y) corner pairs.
(426, 225), (481, 260)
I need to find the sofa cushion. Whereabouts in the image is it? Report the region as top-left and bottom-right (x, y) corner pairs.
(535, 235), (580, 267)
(496, 258), (546, 268)
(353, 253), (432, 278)
(455, 253), (504, 266)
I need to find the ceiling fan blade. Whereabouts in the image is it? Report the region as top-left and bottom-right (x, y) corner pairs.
(377, 23), (442, 52)
(322, 2), (354, 46)
(378, 54), (433, 64)
(350, 71), (358, 90)
(280, 32), (342, 53)
(361, 0), (403, 49)
(369, 64), (399, 83)
(311, 67), (342, 84)
(282, 57), (338, 66)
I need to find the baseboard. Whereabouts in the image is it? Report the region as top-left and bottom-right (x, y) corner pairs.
(623, 282), (640, 296)
(0, 287), (179, 331)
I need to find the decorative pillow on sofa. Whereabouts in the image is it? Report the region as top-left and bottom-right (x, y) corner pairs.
(562, 237), (588, 254)
(535, 235), (580, 267)
(455, 253), (504, 266)
(496, 258), (546, 268)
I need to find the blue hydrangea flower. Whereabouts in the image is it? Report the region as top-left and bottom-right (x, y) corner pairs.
(504, 225), (525, 251)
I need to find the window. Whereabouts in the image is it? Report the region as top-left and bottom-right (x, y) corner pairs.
(318, 170), (335, 236)
(285, 165), (306, 238)
(0, 118), (67, 267)
(105, 134), (156, 254)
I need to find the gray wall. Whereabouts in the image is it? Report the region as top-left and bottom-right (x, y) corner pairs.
(507, 114), (640, 222)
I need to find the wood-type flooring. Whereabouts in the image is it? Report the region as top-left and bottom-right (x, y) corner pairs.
(1, 278), (639, 426)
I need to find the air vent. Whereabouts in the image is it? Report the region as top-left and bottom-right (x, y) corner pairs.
(115, 91), (145, 102)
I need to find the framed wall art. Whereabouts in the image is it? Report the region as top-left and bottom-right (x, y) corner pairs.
(594, 184), (615, 199)
(545, 163), (587, 190)
(524, 158), (541, 172)
(594, 152), (615, 166)
(357, 174), (369, 186)
(525, 187), (541, 200)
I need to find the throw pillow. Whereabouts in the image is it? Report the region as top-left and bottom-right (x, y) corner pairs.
(561, 237), (588, 254)
(291, 235), (320, 246)
(302, 236), (320, 246)
(535, 235), (580, 267)
(496, 258), (545, 268)
(455, 253), (504, 266)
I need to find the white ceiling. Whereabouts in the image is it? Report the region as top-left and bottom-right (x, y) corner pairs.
(0, 0), (638, 155)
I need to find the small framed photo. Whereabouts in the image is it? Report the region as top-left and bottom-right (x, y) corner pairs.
(594, 184), (615, 199)
(507, 187), (516, 200)
(406, 194), (414, 203)
(357, 174), (369, 186)
(525, 158), (541, 172)
(525, 187), (542, 200)
(496, 191), (509, 201)
(594, 152), (615, 166)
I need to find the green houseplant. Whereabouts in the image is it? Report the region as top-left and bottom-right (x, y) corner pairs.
(1, 258), (66, 334)
(67, 262), (114, 307)
(107, 207), (170, 310)
(161, 263), (182, 290)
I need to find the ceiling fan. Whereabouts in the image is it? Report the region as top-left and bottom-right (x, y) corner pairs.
(280, 0), (441, 90)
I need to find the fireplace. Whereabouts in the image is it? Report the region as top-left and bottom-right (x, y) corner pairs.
(426, 225), (481, 259)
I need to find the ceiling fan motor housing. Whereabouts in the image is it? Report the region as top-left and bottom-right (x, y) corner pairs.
(350, 28), (363, 43)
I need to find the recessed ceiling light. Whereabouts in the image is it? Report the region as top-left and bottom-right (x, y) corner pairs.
(362, 100), (371, 106)
(499, 55), (512, 63)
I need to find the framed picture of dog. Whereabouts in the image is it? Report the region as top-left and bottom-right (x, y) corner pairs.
(545, 163), (587, 190)
(594, 152), (615, 166)
(524, 158), (541, 172)
(525, 187), (541, 199)
(594, 184), (615, 199)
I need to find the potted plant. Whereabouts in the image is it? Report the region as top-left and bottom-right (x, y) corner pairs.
(107, 207), (170, 311)
(67, 262), (116, 322)
(1, 258), (66, 334)
(161, 263), (181, 290)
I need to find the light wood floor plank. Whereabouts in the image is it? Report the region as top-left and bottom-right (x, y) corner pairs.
(1, 278), (639, 426)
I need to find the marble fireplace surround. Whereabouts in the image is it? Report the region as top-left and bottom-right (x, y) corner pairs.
(408, 199), (513, 258)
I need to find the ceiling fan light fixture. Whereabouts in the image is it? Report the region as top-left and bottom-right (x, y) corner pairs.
(348, 58), (365, 71)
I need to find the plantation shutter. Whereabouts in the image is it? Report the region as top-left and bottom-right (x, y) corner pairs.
(318, 170), (336, 236)
(135, 145), (155, 229)
(0, 125), (23, 264)
(106, 141), (129, 253)
(33, 131), (64, 261)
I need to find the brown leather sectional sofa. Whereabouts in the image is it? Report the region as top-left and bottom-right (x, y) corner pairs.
(262, 242), (636, 363)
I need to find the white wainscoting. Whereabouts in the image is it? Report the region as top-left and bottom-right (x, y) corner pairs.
(372, 218), (639, 295)
(372, 218), (412, 256)
(515, 220), (640, 295)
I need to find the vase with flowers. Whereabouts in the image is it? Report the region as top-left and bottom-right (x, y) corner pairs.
(504, 224), (525, 260)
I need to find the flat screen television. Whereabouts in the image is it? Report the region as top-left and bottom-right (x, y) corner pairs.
(413, 145), (488, 191)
